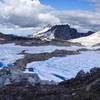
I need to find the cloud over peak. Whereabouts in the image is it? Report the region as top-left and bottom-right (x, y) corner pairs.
(0, 0), (60, 28)
(0, 0), (100, 33)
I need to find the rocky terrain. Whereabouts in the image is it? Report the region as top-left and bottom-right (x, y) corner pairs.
(0, 32), (82, 46)
(33, 24), (94, 40)
(0, 67), (100, 100)
(50, 25), (94, 39)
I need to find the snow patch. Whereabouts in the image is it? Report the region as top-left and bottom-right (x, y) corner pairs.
(70, 31), (100, 47)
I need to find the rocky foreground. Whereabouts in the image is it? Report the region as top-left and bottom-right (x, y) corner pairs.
(0, 67), (100, 100)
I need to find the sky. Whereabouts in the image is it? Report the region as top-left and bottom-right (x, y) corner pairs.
(41, 0), (94, 11)
(0, 0), (100, 35)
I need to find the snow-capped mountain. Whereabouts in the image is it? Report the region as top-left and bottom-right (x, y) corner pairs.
(33, 25), (54, 40)
(32, 24), (93, 41)
(70, 31), (100, 47)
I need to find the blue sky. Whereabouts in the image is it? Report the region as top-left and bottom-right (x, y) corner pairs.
(41, 0), (94, 11)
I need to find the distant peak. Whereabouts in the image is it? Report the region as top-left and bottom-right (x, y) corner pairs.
(33, 24), (93, 41)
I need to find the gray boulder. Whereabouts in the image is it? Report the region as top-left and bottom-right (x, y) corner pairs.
(4, 78), (11, 85)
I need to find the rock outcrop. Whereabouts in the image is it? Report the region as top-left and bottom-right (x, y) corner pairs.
(15, 50), (80, 70)
(0, 32), (82, 46)
(33, 24), (94, 40)
(0, 67), (41, 87)
(53, 25), (94, 40)
(0, 67), (100, 100)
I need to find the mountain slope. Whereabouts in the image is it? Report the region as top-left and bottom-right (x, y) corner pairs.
(33, 24), (94, 40)
(70, 31), (100, 47)
(32, 25), (54, 40)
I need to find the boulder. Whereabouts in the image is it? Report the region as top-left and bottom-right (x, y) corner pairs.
(86, 78), (100, 93)
(4, 78), (11, 85)
(75, 70), (86, 78)
(90, 67), (100, 75)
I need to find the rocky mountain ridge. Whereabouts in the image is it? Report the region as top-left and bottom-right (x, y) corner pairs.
(0, 32), (82, 46)
(0, 67), (100, 100)
(33, 24), (94, 40)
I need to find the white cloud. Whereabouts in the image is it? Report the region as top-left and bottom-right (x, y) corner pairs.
(54, 10), (100, 32)
(38, 13), (60, 25)
(0, 0), (60, 28)
(0, 0), (100, 34)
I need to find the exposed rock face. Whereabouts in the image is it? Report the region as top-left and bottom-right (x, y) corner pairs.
(0, 32), (48, 46)
(37, 24), (94, 40)
(0, 67), (41, 87)
(75, 70), (88, 78)
(0, 25), (93, 46)
(0, 67), (100, 100)
(53, 25), (93, 40)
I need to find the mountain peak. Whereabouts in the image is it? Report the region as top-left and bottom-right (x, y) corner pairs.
(33, 24), (94, 41)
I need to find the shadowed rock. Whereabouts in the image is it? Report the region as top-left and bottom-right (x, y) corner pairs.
(0, 67), (100, 100)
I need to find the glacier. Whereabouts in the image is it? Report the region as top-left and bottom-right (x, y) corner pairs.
(1, 43), (100, 82)
(25, 51), (100, 82)
(0, 43), (84, 67)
